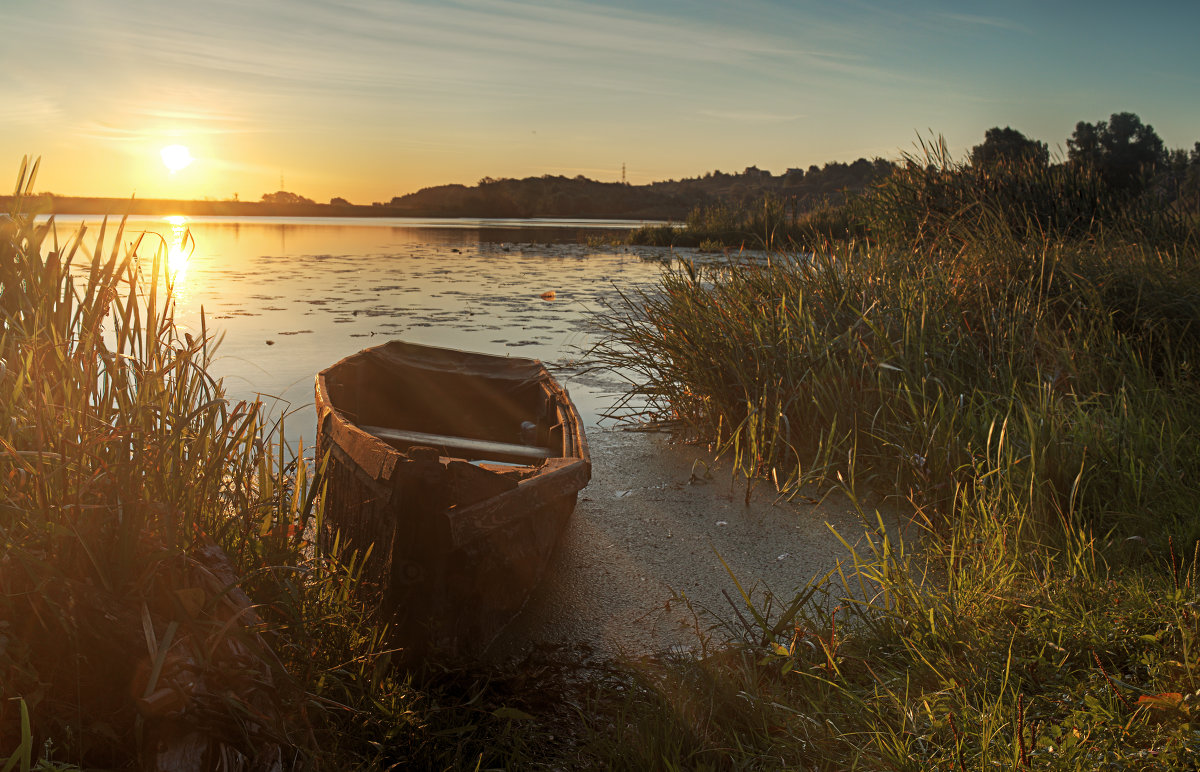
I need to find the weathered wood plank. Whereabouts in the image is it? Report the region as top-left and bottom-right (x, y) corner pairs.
(445, 458), (520, 507)
(362, 424), (554, 461)
(448, 457), (591, 545)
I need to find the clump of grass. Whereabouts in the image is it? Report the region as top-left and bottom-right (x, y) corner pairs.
(0, 157), (326, 764)
(584, 232), (628, 249)
(629, 196), (860, 250)
(628, 221), (688, 247)
(586, 144), (1200, 767)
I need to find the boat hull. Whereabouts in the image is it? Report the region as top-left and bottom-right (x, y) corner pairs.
(315, 341), (590, 653)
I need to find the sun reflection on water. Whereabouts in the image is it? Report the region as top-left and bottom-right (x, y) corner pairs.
(164, 215), (194, 287)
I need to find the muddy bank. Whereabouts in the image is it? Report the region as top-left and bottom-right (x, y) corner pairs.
(485, 428), (900, 661)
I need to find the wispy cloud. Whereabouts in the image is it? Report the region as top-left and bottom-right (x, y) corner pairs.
(0, 93), (60, 125)
(12, 0), (916, 111)
(938, 12), (1030, 34)
(697, 110), (804, 124)
(74, 105), (263, 139)
(129, 108), (258, 129)
(73, 124), (147, 144)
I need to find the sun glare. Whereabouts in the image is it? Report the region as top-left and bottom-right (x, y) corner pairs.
(164, 215), (193, 284)
(160, 144), (194, 173)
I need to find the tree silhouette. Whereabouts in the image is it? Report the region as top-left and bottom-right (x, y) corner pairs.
(1068, 112), (1166, 189)
(261, 190), (315, 205)
(971, 127), (1049, 167)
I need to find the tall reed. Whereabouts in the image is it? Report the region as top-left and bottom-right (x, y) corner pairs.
(857, 135), (1191, 247)
(0, 157), (314, 762)
(585, 145), (1200, 767)
(0, 159), (603, 769)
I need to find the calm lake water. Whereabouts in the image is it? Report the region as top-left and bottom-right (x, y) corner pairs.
(58, 215), (682, 446)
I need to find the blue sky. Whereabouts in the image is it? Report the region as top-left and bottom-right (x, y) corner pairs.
(2, 0), (1197, 202)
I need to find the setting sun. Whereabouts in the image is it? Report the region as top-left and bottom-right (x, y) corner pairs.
(160, 144), (194, 173)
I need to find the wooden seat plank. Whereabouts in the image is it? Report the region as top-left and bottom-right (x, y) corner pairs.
(361, 425), (554, 461)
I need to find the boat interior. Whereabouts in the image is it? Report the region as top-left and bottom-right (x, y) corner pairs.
(322, 349), (569, 466)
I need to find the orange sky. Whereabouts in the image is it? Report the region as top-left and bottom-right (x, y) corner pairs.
(4, 0), (1198, 205)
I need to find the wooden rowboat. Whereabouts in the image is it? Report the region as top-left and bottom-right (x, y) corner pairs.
(315, 341), (590, 653)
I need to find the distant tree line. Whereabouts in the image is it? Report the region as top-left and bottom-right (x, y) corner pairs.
(261, 190), (316, 205)
(385, 159), (894, 220)
(647, 158), (894, 215)
(386, 176), (695, 219)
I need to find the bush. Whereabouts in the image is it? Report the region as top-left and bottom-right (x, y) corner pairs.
(857, 136), (1190, 246)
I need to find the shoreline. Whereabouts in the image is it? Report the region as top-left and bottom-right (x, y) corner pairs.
(0, 194), (674, 222)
